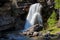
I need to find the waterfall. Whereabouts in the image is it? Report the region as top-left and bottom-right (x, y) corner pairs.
(22, 3), (43, 32)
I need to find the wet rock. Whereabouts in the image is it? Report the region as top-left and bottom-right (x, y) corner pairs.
(22, 24), (43, 36)
(43, 32), (58, 40)
(57, 20), (60, 28)
(22, 24), (38, 35)
(33, 32), (39, 36)
(56, 32), (60, 35)
(22, 31), (33, 36)
(26, 32), (30, 36)
(22, 32), (27, 35)
(27, 24), (42, 32)
(39, 32), (43, 36)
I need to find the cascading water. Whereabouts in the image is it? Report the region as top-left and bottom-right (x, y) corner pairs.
(22, 3), (43, 32)
(0, 2), (44, 40)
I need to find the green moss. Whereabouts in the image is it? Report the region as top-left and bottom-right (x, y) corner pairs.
(40, 0), (60, 34)
(47, 0), (60, 34)
(55, 0), (60, 8)
(47, 11), (57, 27)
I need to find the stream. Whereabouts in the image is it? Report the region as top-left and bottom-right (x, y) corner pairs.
(0, 29), (33, 40)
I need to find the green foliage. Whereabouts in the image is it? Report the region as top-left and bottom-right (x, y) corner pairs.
(46, 0), (60, 34)
(41, 0), (60, 34)
(47, 11), (57, 27)
(55, 0), (60, 8)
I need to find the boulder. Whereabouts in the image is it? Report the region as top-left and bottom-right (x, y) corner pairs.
(33, 32), (39, 36)
(57, 20), (60, 28)
(22, 24), (43, 36)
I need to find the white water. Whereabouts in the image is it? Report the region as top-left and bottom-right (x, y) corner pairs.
(0, 3), (43, 40)
(22, 3), (43, 32)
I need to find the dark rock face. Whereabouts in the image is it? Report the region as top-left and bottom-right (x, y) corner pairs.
(0, 15), (15, 26)
(0, 0), (27, 31)
(0, 1), (16, 31)
(0, 0), (10, 7)
(0, 15), (15, 31)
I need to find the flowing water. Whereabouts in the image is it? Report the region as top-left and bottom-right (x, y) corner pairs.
(0, 28), (33, 40)
(0, 3), (43, 40)
(22, 3), (43, 32)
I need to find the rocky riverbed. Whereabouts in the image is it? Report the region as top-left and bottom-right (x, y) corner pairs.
(0, 28), (60, 40)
